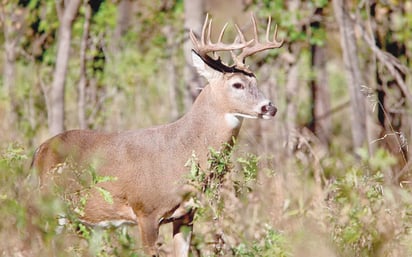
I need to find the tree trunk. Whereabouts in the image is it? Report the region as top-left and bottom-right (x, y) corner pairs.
(333, 0), (368, 151)
(1, 3), (25, 134)
(49, 0), (81, 135)
(163, 24), (180, 121)
(183, 0), (204, 110)
(309, 7), (331, 146)
(78, 1), (92, 129)
(3, 30), (18, 127)
(284, 0), (302, 154)
(285, 52), (299, 154)
(113, 0), (132, 50)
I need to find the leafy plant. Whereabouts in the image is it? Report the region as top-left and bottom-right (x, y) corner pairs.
(186, 145), (234, 220)
(233, 225), (290, 257)
(327, 148), (412, 257)
(185, 145), (289, 256)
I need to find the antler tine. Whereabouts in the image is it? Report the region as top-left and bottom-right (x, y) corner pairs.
(207, 18), (213, 44)
(189, 29), (199, 48)
(265, 16), (282, 45)
(266, 16), (272, 42)
(273, 24), (283, 45)
(234, 24), (247, 43)
(268, 15), (282, 46)
(251, 13), (259, 43)
(217, 22), (228, 43)
(200, 13), (209, 45)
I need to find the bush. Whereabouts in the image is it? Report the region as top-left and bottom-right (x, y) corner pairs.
(1, 143), (411, 257)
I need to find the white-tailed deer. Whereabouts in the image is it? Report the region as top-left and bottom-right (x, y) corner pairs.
(31, 14), (282, 257)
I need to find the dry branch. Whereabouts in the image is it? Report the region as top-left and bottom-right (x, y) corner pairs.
(353, 17), (412, 105)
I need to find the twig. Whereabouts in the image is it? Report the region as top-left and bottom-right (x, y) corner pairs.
(38, 69), (52, 125)
(351, 14), (412, 105)
(362, 84), (409, 166)
(370, 132), (408, 152)
(87, 89), (116, 125)
(396, 160), (412, 186)
(55, 0), (63, 22)
(314, 100), (350, 121)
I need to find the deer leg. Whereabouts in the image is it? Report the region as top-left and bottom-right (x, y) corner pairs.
(138, 216), (160, 257)
(173, 211), (194, 257)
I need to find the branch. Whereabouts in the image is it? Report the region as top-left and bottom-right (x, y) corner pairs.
(313, 100), (350, 121)
(38, 70), (51, 119)
(55, 0), (64, 22)
(87, 89), (116, 125)
(352, 15), (412, 105)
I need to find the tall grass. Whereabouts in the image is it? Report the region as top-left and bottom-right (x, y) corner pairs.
(1, 142), (411, 257)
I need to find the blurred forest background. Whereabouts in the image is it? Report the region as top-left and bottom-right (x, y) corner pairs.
(1, 0), (412, 256)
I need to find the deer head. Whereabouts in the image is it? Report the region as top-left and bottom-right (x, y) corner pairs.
(189, 14), (282, 123)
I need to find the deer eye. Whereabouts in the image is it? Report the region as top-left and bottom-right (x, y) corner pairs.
(232, 83), (244, 90)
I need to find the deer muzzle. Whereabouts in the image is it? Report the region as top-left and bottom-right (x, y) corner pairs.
(260, 102), (277, 119)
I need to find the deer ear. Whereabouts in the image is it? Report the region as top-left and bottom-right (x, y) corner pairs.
(191, 50), (222, 82)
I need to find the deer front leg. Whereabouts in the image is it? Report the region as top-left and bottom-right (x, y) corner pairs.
(138, 216), (160, 257)
(173, 211), (194, 257)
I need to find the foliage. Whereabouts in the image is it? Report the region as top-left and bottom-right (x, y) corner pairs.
(0, 144), (143, 256)
(186, 146), (290, 256)
(1, 142), (412, 256)
(1, 0), (412, 256)
(186, 145), (236, 220)
(186, 145), (261, 219)
(325, 148), (412, 257)
(232, 226), (290, 257)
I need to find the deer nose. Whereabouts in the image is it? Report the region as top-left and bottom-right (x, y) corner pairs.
(261, 102), (277, 117)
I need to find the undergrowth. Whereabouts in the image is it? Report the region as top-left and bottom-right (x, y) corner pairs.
(1, 143), (412, 257)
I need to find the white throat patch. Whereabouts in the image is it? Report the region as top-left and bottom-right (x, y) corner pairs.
(225, 113), (244, 129)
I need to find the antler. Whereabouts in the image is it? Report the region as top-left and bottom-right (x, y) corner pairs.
(190, 14), (253, 59)
(190, 13), (283, 71)
(232, 14), (283, 67)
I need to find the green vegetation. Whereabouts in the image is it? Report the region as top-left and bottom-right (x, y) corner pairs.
(1, 142), (411, 256)
(1, 0), (412, 256)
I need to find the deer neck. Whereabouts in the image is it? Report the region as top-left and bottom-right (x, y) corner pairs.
(173, 84), (242, 164)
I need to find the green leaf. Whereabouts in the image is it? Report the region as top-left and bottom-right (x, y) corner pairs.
(77, 223), (91, 239)
(95, 186), (114, 204)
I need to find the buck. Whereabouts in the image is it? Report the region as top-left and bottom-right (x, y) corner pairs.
(31, 14), (283, 257)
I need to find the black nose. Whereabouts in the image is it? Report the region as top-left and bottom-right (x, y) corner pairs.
(261, 102), (277, 117)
